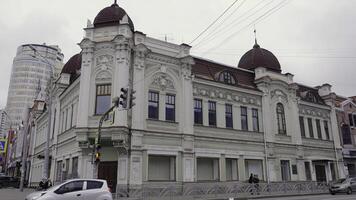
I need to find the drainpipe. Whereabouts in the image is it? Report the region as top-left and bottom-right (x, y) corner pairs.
(263, 128), (269, 183)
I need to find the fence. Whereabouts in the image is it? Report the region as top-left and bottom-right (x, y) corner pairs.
(115, 181), (329, 200)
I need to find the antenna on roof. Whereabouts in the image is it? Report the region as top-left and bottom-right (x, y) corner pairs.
(114, 0), (117, 4)
(254, 25), (258, 45)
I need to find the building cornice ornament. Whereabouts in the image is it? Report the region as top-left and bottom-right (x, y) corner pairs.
(193, 86), (261, 107)
(150, 72), (175, 91)
(79, 38), (95, 54)
(133, 43), (150, 70)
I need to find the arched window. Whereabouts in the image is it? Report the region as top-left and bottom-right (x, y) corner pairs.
(276, 103), (286, 134)
(218, 71), (236, 85)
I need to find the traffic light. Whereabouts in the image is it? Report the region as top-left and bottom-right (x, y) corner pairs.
(95, 144), (101, 163)
(129, 90), (136, 108)
(119, 88), (128, 108)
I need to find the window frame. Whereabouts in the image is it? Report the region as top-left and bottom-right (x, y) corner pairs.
(95, 84), (112, 115)
(349, 113), (354, 126)
(252, 108), (259, 132)
(225, 104), (233, 129)
(316, 119), (322, 139)
(194, 99), (203, 125)
(148, 91), (159, 120)
(324, 120), (330, 140)
(240, 106), (248, 131)
(299, 116), (306, 137)
(208, 101), (217, 126)
(276, 103), (287, 135)
(165, 94), (176, 122)
(219, 71), (236, 85)
(148, 155), (176, 181)
(307, 118), (314, 138)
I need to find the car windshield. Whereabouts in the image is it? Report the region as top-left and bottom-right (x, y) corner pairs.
(336, 178), (346, 183)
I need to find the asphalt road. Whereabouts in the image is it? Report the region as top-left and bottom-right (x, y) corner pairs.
(1, 189), (355, 200)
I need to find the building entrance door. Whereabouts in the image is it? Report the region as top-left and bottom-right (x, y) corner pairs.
(315, 164), (326, 182)
(98, 161), (117, 192)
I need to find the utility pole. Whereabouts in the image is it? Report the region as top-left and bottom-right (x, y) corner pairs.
(29, 45), (53, 180)
(43, 78), (52, 180)
(19, 108), (31, 192)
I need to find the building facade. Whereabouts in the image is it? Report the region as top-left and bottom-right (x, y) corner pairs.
(5, 44), (63, 176)
(29, 2), (345, 195)
(335, 96), (356, 177)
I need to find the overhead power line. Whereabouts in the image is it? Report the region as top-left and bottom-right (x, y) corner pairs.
(189, 0), (240, 45)
(193, 0), (275, 50)
(202, 0), (291, 56)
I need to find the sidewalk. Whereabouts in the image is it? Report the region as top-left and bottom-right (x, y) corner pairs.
(0, 188), (35, 200)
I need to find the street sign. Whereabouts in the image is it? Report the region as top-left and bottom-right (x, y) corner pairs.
(0, 139), (7, 153)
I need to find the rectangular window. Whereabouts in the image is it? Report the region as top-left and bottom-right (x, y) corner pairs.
(52, 109), (56, 138)
(299, 116), (306, 137)
(194, 99), (203, 125)
(349, 113), (354, 126)
(225, 104), (233, 128)
(208, 101), (216, 126)
(148, 155), (175, 181)
(354, 114), (356, 127)
(56, 160), (63, 182)
(307, 118), (314, 138)
(148, 91), (159, 119)
(342, 125), (352, 145)
(72, 157), (78, 178)
(324, 120), (330, 140)
(65, 108), (69, 130)
(252, 108), (259, 132)
(304, 162), (312, 181)
(197, 157), (219, 181)
(316, 119), (322, 139)
(95, 84), (111, 115)
(241, 106), (248, 131)
(70, 104), (74, 127)
(226, 158), (238, 181)
(165, 94), (175, 121)
(280, 160), (291, 181)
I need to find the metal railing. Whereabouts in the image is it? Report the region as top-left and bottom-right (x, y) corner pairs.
(115, 181), (329, 200)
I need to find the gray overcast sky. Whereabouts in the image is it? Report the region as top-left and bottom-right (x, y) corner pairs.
(0, 0), (355, 108)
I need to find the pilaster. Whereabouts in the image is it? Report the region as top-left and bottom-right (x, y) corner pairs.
(78, 39), (95, 127)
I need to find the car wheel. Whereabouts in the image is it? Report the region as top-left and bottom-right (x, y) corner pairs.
(330, 192), (335, 195)
(347, 187), (352, 195)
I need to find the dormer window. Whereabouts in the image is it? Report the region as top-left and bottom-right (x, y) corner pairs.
(218, 71), (236, 85)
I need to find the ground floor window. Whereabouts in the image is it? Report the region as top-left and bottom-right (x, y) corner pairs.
(347, 163), (356, 177)
(148, 155), (176, 181)
(280, 160), (291, 181)
(72, 157), (78, 178)
(226, 158), (238, 181)
(197, 157), (219, 181)
(56, 160), (63, 182)
(245, 159), (263, 181)
(304, 162), (312, 181)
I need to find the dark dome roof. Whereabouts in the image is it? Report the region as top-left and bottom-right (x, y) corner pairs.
(93, 3), (134, 30)
(238, 43), (281, 73)
(61, 53), (82, 83)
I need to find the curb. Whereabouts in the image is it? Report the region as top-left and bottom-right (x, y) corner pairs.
(234, 192), (328, 199)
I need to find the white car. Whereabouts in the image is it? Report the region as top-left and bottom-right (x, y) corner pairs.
(25, 179), (113, 200)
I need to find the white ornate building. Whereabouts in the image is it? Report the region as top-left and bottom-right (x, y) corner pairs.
(29, 2), (345, 195)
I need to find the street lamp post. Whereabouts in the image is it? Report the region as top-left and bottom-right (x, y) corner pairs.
(19, 108), (30, 192)
(29, 45), (54, 180)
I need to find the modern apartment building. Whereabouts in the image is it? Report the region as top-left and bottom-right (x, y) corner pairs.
(5, 44), (63, 174)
